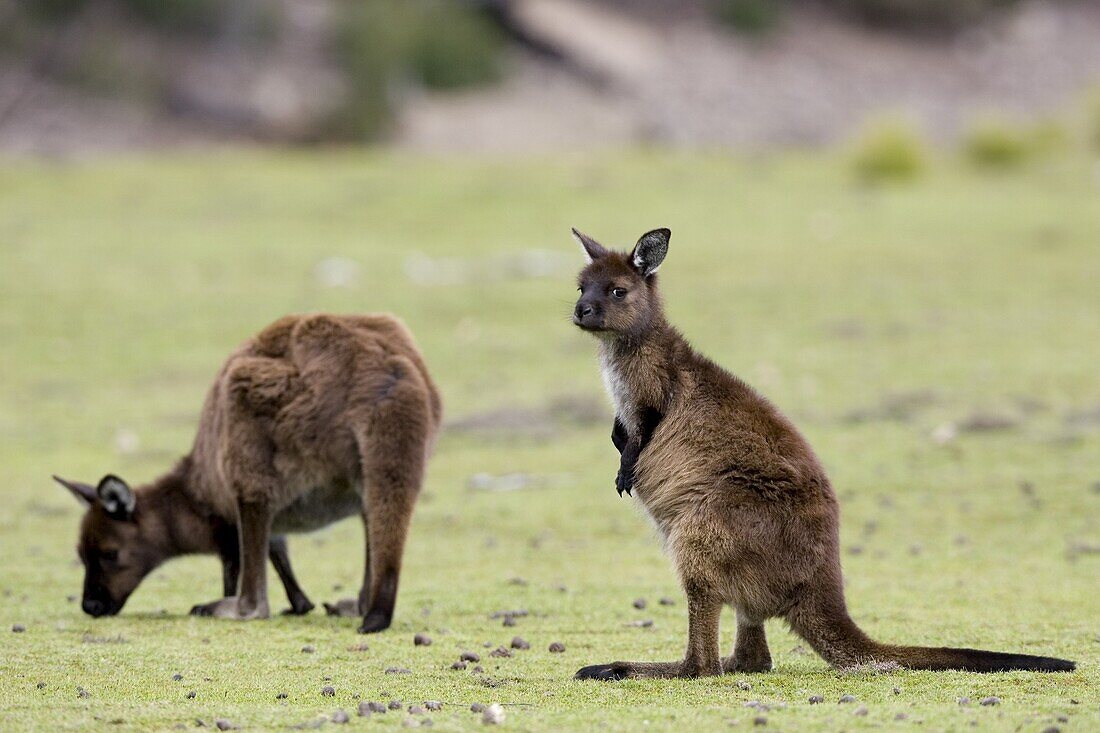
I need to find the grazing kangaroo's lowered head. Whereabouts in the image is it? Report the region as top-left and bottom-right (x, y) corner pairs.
(54, 474), (159, 617)
(568, 227), (1074, 680)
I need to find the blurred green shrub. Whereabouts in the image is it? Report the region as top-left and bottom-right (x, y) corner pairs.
(850, 118), (929, 183)
(962, 119), (1031, 169)
(713, 0), (783, 35)
(1085, 90), (1100, 152)
(962, 117), (1068, 169)
(333, 0), (504, 139)
(838, 0), (1019, 30)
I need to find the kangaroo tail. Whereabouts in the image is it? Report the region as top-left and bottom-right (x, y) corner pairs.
(786, 590), (1075, 673)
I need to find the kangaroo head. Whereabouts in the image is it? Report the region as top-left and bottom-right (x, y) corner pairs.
(54, 474), (159, 617)
(572, 228), (670, 340)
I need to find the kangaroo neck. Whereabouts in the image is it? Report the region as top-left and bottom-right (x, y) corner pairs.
(134, 458), (221, 560)
(597, 318), (680, 427)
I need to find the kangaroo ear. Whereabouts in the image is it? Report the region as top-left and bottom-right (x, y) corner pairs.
(631, 228), (670, 277)
(53, 475), (98, 507)
(96, 475), (135, 520)
(571, 228), (608, 263)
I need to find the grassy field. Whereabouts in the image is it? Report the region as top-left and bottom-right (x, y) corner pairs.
(0, 150), (1097, 731)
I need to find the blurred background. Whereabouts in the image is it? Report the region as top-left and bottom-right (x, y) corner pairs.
(2, 0), (1100, 155)
(1, 3), (1099, 730)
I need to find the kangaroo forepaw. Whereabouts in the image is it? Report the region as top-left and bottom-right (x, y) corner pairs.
(323, 598), (362, 618)
(190, 596), (269, 620)
(280, 598), (315, 616)
(615, 470), (633, 497)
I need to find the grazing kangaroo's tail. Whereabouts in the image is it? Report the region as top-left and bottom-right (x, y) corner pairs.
(787, 591), (1075, 673)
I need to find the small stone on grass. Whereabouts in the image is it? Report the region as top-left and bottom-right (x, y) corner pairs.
(321, 686), (335, 697)
(414, 633), (432, 646)
(633, 598), (647, 610)
(809, 695), (824, 704)
(12, 624), (25, 633)
(425, 701), (442, 711)
(549, 642), (566, 653)
(451, 661), (468, 670)
(482, 703), (505, 725)
(511, 637), (530, 650)
(301, 645), (315, 654)
(332, 710), (349, 724)
(980, 696), (1001, 706)
(460, 651), (481, 662)
(215, 720), (233, 731)
(838, 694), (856, 703)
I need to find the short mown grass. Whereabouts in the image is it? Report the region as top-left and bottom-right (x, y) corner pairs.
(0, 150), (1097, 731)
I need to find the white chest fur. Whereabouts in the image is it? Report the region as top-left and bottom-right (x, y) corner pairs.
(599, 350), (638, 435)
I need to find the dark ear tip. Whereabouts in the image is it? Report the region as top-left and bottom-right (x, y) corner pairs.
(97, 474), (128, 489)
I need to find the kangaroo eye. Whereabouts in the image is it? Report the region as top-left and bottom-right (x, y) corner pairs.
(101, 550), (119, 563)
(611, 288), (628, 299)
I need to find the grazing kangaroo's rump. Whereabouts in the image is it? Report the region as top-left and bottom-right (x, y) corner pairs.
(569, 227), (1075, 679)
(56, 313), (441, 633)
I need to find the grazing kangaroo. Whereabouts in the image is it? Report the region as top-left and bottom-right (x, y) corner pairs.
(56, 313), (441, 633)
(569, 227), (1075, 678)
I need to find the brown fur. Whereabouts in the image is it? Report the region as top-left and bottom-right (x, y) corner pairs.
(570, 228), (1074, 679)
(57, 313), (441, 633)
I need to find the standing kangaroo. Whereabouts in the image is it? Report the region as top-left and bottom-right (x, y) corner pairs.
(56, 313), (441, 633)
(569, 228), (1075, 678)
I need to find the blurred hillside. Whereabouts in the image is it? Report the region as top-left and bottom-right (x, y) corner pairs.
(1, 0), (1099, 155)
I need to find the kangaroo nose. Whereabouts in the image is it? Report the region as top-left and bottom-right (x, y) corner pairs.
(575, 303), (594, 319)
(82, 598), (107, 617)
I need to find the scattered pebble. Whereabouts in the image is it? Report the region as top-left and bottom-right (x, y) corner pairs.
(301, 645), (316, 654)
(893, 686), (901, 695)
(77, 686), (90, 699)
(489, 646), (512, 658)
(347, 643), (370, 652)
(367, 702), (387, 714)
(389, 701), (403, 710)
(277, 693), (288, 700)
(1041, 728), (1061, 733)
(633, 598), (647, 610)
(838, 695), (856, 703)
(511, 636), (530, 650)
(321, 686), (336, 697)
(508, 577), (528, 586)
(980, 696), (1001, 706)
(408, 705), (425, 715)
(482, 703), (505, 725)
(332, 710), (349, 724)
(470, 703), (486, 713)
(451, 661), (468, 670)
(425, 701), (442, 711)
(549, 642), (566, 653)
(737, 681), (751, 691)
(215, 720), (233, 731)
(357, 701), (373, 717)
(172, 674), (183, 681)
(1057, 715), (1069, 722)
(11, 624), (25, 633)
(386, 667), (412, 675)
(895, 713), (909, 721)
(461, 651), (481, 663)
(472, 665), (484, 673)
(186, 691), (196, 700)
(808, 695), (824, 704)
(958, 697), (971, 706)
(854, 706), (868, 716)
(627, 620), (654, 628)
(414, 633), (432, 647)
(753, 716), (767, 726)
(502, 616), (517, 627)
(36, 682), (46, 690)
(659, 597), (676, 606)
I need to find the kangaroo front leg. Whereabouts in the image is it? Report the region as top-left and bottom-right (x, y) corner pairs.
(614, 408), (663, 497)
(269, 536), (314, 616)
(191, 500), (272, 620)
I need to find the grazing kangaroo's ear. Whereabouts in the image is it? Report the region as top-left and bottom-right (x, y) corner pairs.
(96, 475), (135, 520)
(53, 475), (98, 506)
(631, 228), (670, 276)
(572, 228), (609, 263)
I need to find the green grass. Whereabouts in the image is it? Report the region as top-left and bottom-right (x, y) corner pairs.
(0, 149), (1097, 731)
